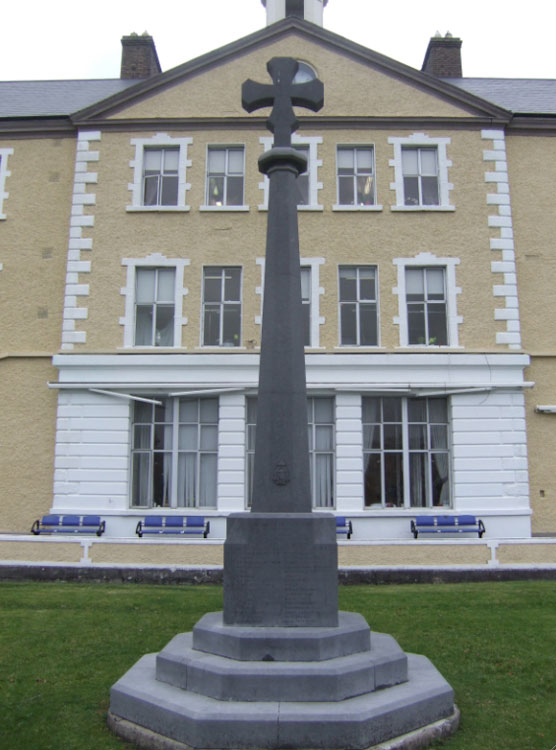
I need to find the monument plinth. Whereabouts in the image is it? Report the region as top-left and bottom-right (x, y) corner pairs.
(108, 57), (458, 750)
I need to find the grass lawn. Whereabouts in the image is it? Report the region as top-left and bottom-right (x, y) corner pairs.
(0, 580), (554, 750)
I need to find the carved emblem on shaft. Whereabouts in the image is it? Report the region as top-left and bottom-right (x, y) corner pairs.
(272, 461), (290, 486)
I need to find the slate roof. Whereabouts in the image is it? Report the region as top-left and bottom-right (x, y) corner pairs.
(445, 78), (556, 115)
(0, 79), (137, 117)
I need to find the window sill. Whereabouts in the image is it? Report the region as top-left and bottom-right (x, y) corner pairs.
(390, 205), (455, 212)
(194, 346), (246, 351)
(126, 206), (190, 213)
(332, 204), (383, 212)
(395, 345), (464, 350)
(199, 205), (250, 212)
(257, 205), (324, 212)
(334, 346), (386, 351)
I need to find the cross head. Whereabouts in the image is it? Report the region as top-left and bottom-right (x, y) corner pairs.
(242, 57), (324, 147)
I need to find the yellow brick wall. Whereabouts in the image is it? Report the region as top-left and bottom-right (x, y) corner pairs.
(338, 543), (490, 567)
(0, 540), (82, 563)
(90, 542), (224, 566)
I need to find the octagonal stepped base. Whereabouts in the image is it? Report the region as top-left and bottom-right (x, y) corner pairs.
(110, 651), (455, 749)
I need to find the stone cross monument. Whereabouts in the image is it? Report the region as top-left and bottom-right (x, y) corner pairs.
(223, 58), (339, 627)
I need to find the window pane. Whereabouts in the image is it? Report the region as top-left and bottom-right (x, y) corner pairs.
(362, 397), (380, 423)
(163, 148), (179, 171)
(384, 453), (404, 506)
(152, 452), (172, 507)
(337, 148), (354, 169)
(431, 453), (450, 506)
(200, 425), (218, 451)
(356, 148), (373, 171)
(315, 425), (333, 451)
(135, 306), (153, 345)
(155, 305), (174, 346)
(222, 305), (241, 345)
(408, 399), (426, 422)
(179, 400), (198, 423)
(382, 398), (402, 422)
(383, 424), (402, 450)
(133, 424), (151, 450)
(224, 269), (241, 301)
(177, 453), (196, 508)
(339, 267), (357, 301)
(422, 176), (439, 205)
(199, 454), (217, 507)
(406, 268), (424, 298)
(203, 306), (220, 345)
(157, 269), (175, 302)
(428, 305), (447, 345)
(226, 176), (244, 205)
(134, 401), (152, 423)
(359, 304), (377, 345)
(340, 304), (357, 345)
(338, 176), (354, 205)
(204, 270), (222, 302)
(143, 174), (160, 206)
(409, 424), (427, 450)
(144, 149), (161, 171)
(429, 399), (448, 423)
(300, 268), (311, 299)
(179, 424), (198, 451)
(356, 175), (374, 205)
(296, 174), (309, 205)
(363, 423), (381, 450)
(303, 303), (311, 347)
(161, 175), (178, 205)
(430, 424), (448, 450)
(136, 269), (156, 303)
(208, 176), (224, 205)
(409, 453), (426, 508)
(426, 268), (445, 298)
(359, 269), (376, 300)
(131, 453), (150, 507)
(403, 176), (419, 205)
(408, 306), (426, 344)
(402, 148), (418, 174)
(420, 148), (438, 175)
(314, 454), (333, 507)
(200, 398), (219, 423)
(228, 149), (244, 174)
(364, 453), (382, 506)
(314, 398), (334, 422)
(208, 149), (225, 172)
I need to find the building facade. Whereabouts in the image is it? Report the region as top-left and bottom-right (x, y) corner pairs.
(1, 0), (555, 541)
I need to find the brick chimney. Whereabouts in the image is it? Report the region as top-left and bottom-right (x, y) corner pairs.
(120, 32), (162, 79)
(421, 33), (462, 78)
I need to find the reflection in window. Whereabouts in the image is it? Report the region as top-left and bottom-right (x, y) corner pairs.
(402, 147), (439, 206)
(134, 267), (176, 346)
(337, 147), (375, 206)
(363, 396), (450, 509)
(202, 267), (242, 346)
(143, 148), (179, 206)
(406, 267), (447, 346)
(339, 266), (378, 346)
(206, 147), (244, 206)
(131, 398), (218, 508)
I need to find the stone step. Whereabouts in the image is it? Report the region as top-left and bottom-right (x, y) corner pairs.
(110, 651), (455, 749)
(192, 610), (371, 661)
(156, 631), (407, 702)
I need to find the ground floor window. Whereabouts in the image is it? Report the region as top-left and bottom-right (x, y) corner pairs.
(131, 397), (218, 508)
(246, 396), (335, 508)
(363, 396), (450, 509)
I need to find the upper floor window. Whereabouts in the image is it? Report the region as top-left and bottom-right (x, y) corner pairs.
(363, 396), (450, 509)
(120, 254), (189, 348)
(0, 148), (14, 220)
(202, 266), (242, 347)
(128, 134), (192, 212)
(406, 267), (447, 346)
(393, 253), (462, 347)
(131, 397), (218, 509)
(389, 134), (454, 211)
(336, 147), (375, 207)
(339, 266), (378, 346)
(143, 148), (179, 206)
(135, 267), (176, 347)
(205, 147), (245, 208)
(301, 267), (312, 346)
(258, 135), (323, 210)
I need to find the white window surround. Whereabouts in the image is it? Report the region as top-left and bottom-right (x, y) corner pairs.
(127, 134), (192, 212)
(333, 144), (383, 212)
(255, 257), (325, 347)
(120, 254), (190, 348)
(258, 134), (323, 211)
(388, 134), (454, 211)
(0, 148), (14, 220)
(393, 253), (462, 348)
(200, 144), (249, 212)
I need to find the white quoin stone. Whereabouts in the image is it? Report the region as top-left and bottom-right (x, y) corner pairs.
(261, 0), (328, 26)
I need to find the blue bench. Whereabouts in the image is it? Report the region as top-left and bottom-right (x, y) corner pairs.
(31, 514), (105, 536)
(136, 516), (210, 538)
(336, 516), (353, 539)
(411, 515), (485, 539)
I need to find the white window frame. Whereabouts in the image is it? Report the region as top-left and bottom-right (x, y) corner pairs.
(201, 266), (243, 348)
(388, 134), (454, 211)
(127, 134), (192, 212)
(333, 145), (382, 211)
(0, 148), (14, 220)
(130, 396), (218, 509)
(362, 395), (452, 510)
(200, 145), (249, 212)
(258, 134), (323, 211)
(338, 265), (380, 347)
(255, 256), (325, 347)
(393, 253), (462, 348)
(120, 254), (189, 348)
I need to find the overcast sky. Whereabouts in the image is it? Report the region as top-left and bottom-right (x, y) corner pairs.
(3, 0), (556, 81)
